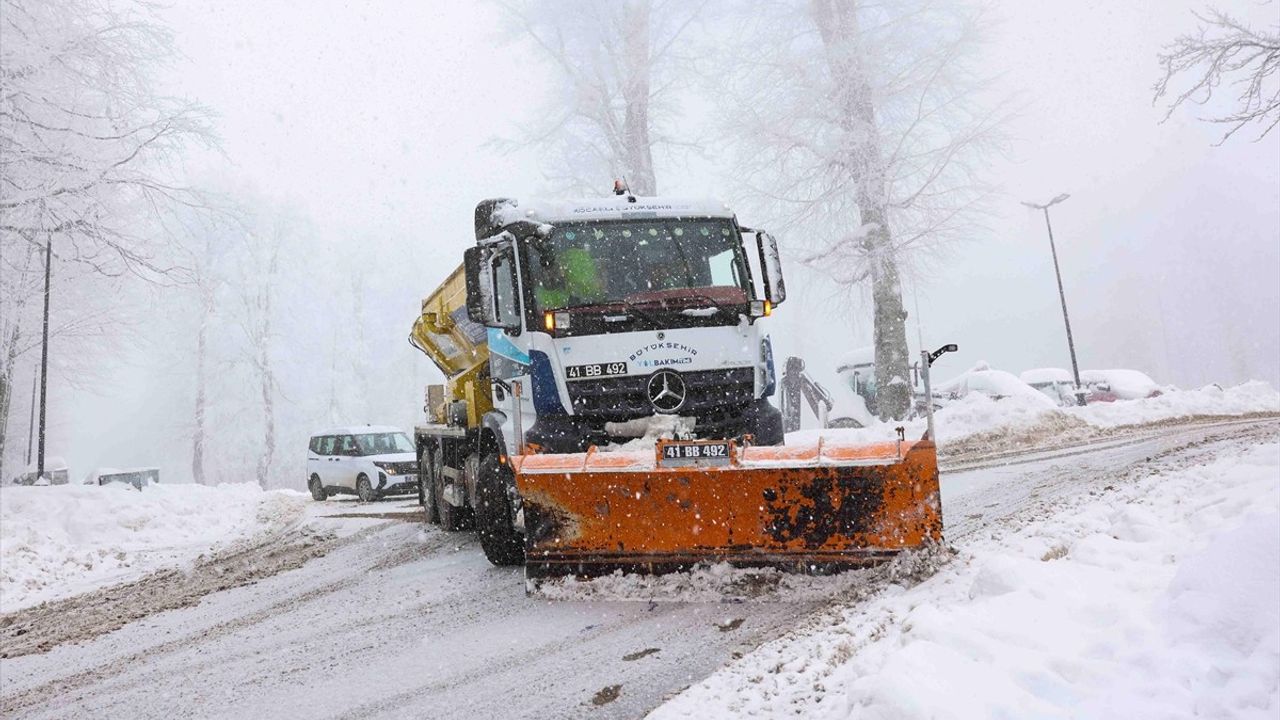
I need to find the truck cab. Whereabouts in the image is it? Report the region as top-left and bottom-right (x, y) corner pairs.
(463, 195), (786, 454)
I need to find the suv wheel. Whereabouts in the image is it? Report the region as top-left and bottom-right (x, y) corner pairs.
(308, 474), (327, 502)
(356, 475), (378, 503)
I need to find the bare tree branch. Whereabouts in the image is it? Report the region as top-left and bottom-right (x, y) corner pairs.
(1155, 6), (1280, 143)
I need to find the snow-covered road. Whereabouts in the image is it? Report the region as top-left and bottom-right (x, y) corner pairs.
(1, 419), (1275, 719)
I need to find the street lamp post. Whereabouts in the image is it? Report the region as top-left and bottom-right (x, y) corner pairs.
(36, 232), (52, 481)
(1022, 193), (1086, 406)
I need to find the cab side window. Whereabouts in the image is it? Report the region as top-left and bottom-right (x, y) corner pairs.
(319, 436), (336, 455)
(493, 249), (520, 331)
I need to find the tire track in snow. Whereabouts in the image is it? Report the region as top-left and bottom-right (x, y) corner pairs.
(0, 521), (457, 716)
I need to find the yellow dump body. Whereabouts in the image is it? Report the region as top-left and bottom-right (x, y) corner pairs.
(513, 437), (943, 579)
(409, 263), (492, 427)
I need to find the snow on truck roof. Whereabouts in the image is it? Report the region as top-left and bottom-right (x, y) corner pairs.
(493, 196), (737, 225)
(311, 425), (405, 437)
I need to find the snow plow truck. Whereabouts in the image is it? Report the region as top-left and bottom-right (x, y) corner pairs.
(409, 192), (943, 580)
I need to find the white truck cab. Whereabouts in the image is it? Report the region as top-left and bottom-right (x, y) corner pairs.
(462, 195), (787, 455)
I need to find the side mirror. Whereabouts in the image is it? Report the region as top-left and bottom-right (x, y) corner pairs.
(465, 245), (522, 332)
(755, 231), (786, 306)
(464, 246), (497, 325)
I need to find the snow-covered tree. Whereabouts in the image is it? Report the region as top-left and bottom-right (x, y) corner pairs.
(1155, 6), (1280, 144)
(0, 0), (213, 475)
(720, 0), (1006, 420)
(495, 0), (706, 195)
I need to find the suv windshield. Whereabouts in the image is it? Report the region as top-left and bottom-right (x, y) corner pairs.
(526, 218), (750, 313)
(354, 432), (414, 455)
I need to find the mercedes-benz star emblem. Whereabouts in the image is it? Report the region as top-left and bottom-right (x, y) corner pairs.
(647, 370), (687, 413)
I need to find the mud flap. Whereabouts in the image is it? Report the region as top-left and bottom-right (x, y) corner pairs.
(513, 439), (942, 579)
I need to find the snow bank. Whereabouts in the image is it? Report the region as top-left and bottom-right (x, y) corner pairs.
(789, 381), (1280, 453)
(1073, 380), (1279, 427)
(0, 483), (309, 611)
(650, 442), (1280, 720)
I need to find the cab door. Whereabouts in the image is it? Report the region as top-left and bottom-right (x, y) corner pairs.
(489, 246), (538, 446)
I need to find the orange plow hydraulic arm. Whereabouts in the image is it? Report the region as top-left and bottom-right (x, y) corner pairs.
(512, 438), (943, 579)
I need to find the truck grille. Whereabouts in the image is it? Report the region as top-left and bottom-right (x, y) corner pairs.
(566, 367), (756, 422)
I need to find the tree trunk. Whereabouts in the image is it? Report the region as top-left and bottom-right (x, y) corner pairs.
(253, 246), (279, 490)
(864, 212), (911, 421)
(811, 0), (911, 420)
(192, 289), (210, 485)
(0, 326), (20, 480)
(0, 366), (10, 482)
(621, 0), (657, 195)
(256, 342), (275, 490)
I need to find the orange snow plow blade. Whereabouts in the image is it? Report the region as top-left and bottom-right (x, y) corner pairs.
(512, 437), (942, 579)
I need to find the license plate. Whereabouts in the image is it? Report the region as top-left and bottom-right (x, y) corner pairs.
(565, 362), (628, 380)
(658, 440), (732, 467)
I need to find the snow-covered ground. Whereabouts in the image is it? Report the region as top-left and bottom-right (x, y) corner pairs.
(0, 483), (310, 612)
(650, 439), (1280, 719)
(791, 380), (1280, 451)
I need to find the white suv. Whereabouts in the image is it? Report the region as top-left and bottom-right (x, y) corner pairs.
(307, 426), (419, 502)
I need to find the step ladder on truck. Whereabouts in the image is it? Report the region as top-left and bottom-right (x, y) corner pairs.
(408, 188), (946, 582)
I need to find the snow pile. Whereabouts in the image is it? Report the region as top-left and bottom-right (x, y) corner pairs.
(535, 547), (952, 604)
(1074, 380), (1279, 427)
(0, 482), (309, 611)
(790, 380), (1280, 454)
(650, 442), (1280, 720)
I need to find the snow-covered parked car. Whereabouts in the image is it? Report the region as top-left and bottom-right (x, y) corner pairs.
(10, 456), (70, 486)
(1080, 369), (1165, 402)
(307, 426), (419, 502)
(934, 363), (1055, 407)
(1019, 368), (1081, 406)
(83, 468), (160, 489)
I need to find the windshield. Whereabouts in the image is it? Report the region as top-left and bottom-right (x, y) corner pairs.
(354, 432), (414, 455)
(526, 218), (750, 312)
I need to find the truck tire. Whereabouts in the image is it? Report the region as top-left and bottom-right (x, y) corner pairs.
(434, 450), (469, 531)
(420, 446), (439, 524)
(475, 450), (525, 566)
(747, 399), (785, 446)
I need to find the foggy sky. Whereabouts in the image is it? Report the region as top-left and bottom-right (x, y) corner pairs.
(30, 0), (1280, 479)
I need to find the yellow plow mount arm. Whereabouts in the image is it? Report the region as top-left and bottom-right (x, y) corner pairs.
(512, 438), (942, 579)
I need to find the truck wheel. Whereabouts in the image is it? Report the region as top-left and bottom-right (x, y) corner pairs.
(475, 451), (525, 566)
(420, 448), (439, 524)
(308, 474), (327, 502)
(747, 399), (785, 446)
(434, 451), (468, 531)
(356, 475), (377, 503)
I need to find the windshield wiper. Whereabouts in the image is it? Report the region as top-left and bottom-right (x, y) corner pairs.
(617, 300), (665, 325)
